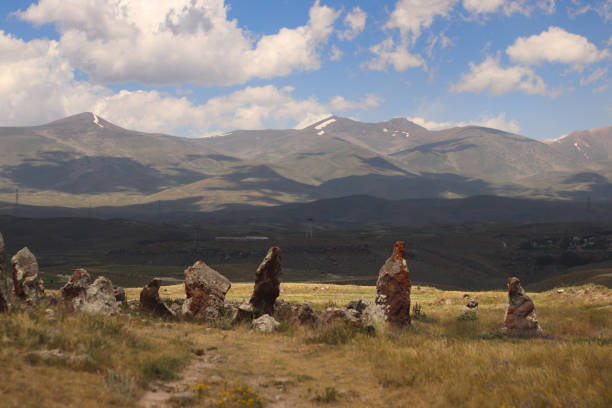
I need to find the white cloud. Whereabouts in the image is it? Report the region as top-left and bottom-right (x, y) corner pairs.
(567, 1), (612, 22)
(16, 0), (340, 86)
(408, 112), (520, 133)
(0, 31), (380, 136)
(328, 93), (382, 111)
(338, 7), (366, 41)
(364, 38), (425, 71)
(464, 0), (555, 15)
(580, 67), (608, 86)
(451, 55), (547, 95)
(330, 45), (343, 61)
(366, 0), (455, 73)
(463, 0), (504, 14)
(0, 31), (106, 125)
(506, 26), (610, 69)
(386, 0), (458, 44)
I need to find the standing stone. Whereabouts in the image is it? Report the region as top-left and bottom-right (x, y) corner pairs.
(11, 247), (44, 304)
(0, 233), (7, 312)
(60, 268), (90, 311)
(182, 260), (231, 321)
(249, 246), (281, 315)
(503, 277), (542, 336)
(375, 241), (411, 326)
(140, 278), (174, 317)
(77, 276), (119, 315)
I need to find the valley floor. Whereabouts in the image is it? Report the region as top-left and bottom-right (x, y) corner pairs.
(1, 284), (611, 407)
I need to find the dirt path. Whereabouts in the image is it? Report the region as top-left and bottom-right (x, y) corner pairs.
(139, 354), (218, 408)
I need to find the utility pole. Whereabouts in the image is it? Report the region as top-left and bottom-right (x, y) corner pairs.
(586, 195), (591, 213)
(306, 217), (313, 238)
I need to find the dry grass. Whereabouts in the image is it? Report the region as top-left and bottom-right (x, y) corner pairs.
(4, 283), (612, 407)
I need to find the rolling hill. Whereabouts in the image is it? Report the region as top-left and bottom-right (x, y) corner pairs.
(0, 113), (610, 213)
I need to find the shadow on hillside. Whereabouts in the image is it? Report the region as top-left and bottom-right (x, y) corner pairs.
(317, 173), (496, 199)
(204, 165), (320, 196)
(2, 155), (206, 194)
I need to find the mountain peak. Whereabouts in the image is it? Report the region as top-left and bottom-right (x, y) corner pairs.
(42, 112), (118, 131)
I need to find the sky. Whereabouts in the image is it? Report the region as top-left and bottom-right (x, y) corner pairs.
(0, 0), (610, 140)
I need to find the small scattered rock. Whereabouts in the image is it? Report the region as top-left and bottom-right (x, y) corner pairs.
(114, 286), (126, 302)
(231, 302), (254, 324)
(274, 300), (317, 326)
(26, 349), (91, 366)
(11, 247), (44, 304)
(249, 246), (282, 315)
(182, 260), (231, 321)
(140, 278), (174, 318)
(252, 314), (280, 333)
(346, 299), (368, 315)
(557, 289), (565, 294)
(169, 303), (182, 315)
(208, 375), (224, 385)
(375, 241), (411, 326)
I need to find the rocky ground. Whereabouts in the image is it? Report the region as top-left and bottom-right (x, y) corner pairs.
(0, 282), (609, 407)
(1, 236), (610, 407)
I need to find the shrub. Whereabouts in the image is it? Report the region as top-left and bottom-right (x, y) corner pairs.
(314, 387), (337, 403)
(138, 355), (185, 386)
(457, 311), (478, 321)
(306, 322), (365, 345)
(104, 369), (136, 400)
(212, 307), (235, 330)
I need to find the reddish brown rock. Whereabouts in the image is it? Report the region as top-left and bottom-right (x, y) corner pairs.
(249, 247), (282, 315)
(140, 278), (174, 317)
(503, 277), (542, 336)
(0, 232), (7, 312)
(11, 247), (44, 304)
(60, 268), (90, 311)
(375, 241), (411, 326)
(182, 260), (231, 321)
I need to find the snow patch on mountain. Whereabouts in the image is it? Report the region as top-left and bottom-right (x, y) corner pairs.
(314, 118), (336, 130)
(92, 113), (104, 128)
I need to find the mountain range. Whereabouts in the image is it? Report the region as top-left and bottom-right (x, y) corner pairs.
(0, 112), (610, 213)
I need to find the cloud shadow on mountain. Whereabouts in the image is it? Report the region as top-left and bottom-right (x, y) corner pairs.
(2, 154), (206, 194)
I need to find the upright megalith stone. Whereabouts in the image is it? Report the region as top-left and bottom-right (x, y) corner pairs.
(60, 268), (90, 311)
(78, 276), (119, 315)
(0, 232), (7, 312)
(140, 278), (174, 317)
(375, 241), (411, 325)
(249, 246), (281, 315)
(503, 277), (542, 337)
(182, 260), (231, 321)
(11, 247), (44, 304)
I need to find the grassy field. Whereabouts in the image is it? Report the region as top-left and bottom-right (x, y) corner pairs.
(2, 283), (611, 407)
